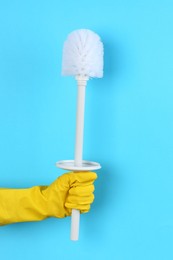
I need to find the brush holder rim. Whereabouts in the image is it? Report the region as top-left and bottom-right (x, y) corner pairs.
(56, 160), (101, 171)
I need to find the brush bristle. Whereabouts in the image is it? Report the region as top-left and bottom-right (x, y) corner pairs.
(62, 29), (103, 78)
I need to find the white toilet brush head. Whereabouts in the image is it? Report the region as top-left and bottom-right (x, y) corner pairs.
(62, 29), (104, 78)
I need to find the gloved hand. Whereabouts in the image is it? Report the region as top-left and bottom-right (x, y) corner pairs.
(0, 172), (97, 225)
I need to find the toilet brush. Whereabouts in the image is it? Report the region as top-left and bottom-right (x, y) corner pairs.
(56, 29), (104, 241)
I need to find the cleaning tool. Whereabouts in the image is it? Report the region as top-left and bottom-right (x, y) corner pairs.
(0, 172), (96, 225)
(56, 29), (104, 240)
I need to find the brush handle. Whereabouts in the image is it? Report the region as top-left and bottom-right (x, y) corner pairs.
(74, 78), (87, 165)
(70, 77), (87, 241)
(71, 209), (80, 240)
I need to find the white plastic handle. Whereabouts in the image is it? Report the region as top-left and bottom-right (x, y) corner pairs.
(70, 77), (88, 241)
(71, 209), (80, 240)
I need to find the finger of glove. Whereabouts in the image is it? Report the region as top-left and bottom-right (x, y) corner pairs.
(69, 184), (95, 196)
(66, 193), (94, 206)
(65, 206), (90, 215)
(63, 172), (97, 187)
(65, 202), (90, 212)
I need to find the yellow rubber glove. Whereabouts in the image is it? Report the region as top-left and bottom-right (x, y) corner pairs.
(0, 172), (97, 225)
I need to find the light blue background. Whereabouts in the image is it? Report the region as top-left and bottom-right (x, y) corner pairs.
(0, 0), (173, 259)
